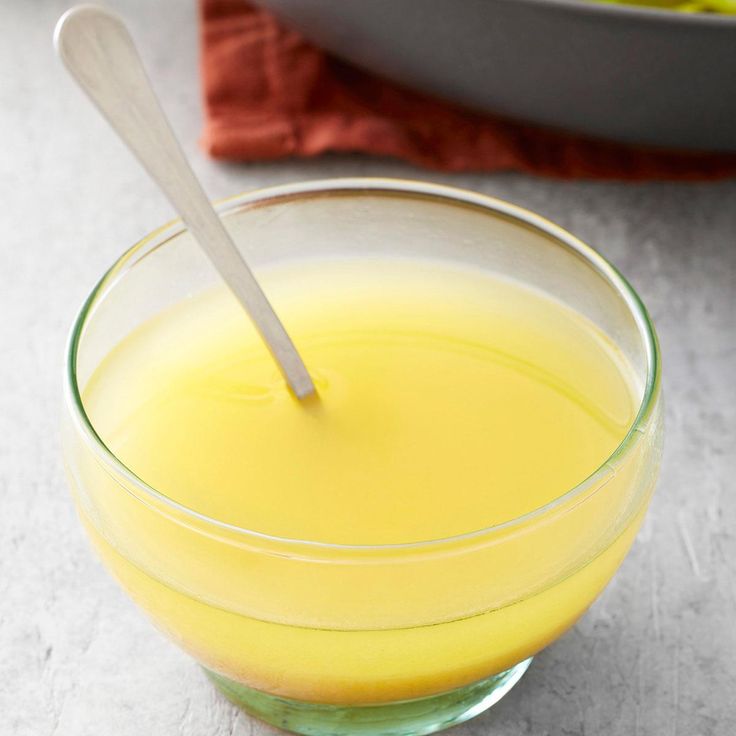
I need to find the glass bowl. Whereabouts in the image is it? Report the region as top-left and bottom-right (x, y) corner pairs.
(62, 178), (663, 736)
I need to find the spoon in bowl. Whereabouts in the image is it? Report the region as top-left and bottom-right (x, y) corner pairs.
(54, 4), (316, 399)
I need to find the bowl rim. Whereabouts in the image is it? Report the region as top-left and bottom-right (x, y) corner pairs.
(64, 177), (662, 552)
(505, 0), (736, 27)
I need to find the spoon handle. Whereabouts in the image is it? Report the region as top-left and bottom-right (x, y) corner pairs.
(54, 5), (315, 399)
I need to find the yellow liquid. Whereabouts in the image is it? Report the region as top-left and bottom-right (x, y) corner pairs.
(80, 257), (645, 704)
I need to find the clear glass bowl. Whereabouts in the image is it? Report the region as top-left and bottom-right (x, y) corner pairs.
(62, 179), (663, 736)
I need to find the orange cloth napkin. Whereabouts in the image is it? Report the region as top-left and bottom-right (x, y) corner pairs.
(200, 0), (736, 180)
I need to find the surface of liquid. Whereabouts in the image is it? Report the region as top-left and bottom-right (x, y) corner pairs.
(85, 257), (635, 545)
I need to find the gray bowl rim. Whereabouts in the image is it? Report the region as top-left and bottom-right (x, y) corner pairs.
(502, 0), (736, 27)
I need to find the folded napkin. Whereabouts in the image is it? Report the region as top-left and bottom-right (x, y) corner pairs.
(200, 0), (736, 180)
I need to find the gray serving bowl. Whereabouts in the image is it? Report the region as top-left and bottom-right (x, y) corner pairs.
(255, 0), (736, 151)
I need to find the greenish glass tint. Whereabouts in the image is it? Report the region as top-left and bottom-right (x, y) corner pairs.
(205, 659), (532, 736)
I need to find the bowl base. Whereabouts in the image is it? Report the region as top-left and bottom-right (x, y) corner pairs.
(205, 657), (532, 736)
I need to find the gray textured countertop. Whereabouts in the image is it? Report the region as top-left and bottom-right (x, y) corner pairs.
(1, 1), (735, 734)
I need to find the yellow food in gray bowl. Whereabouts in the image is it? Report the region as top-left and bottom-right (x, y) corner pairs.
(598, 0), (736, 12)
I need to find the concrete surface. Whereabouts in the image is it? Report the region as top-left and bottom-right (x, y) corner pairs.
(1, 1), (734, 735)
